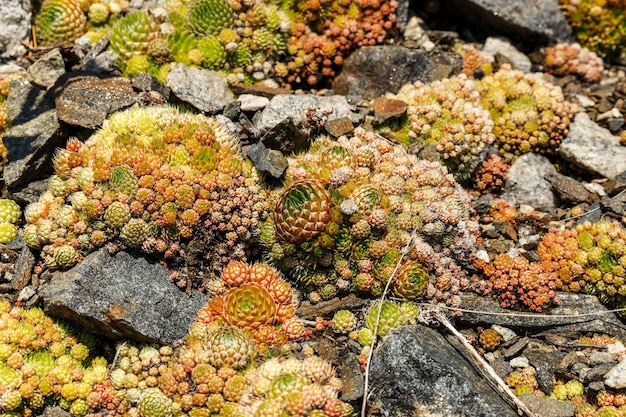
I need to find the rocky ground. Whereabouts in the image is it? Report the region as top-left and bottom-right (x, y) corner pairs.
(3, 0), (626, 416)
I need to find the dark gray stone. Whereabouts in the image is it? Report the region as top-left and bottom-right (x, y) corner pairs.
(53, 73), (138, 129)
(332, 47), (462, 99)
(246, 142), (288, 178)
(165, 64), (234, 113)
(459, 293), (626, 341)
(368, 324), (518, 417)
(27, 49), (66, 89)
(10, 246), (35, 292)
(131, 72), (170, 99)
(445, 0), (573, 44)
(523, 345), (567, 393)
(3, 78), (64, 188)
(40, 249), (206, 344)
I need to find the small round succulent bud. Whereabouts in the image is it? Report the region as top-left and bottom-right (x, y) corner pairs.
(204, 326), (256, 370)
(120, 218), (149, 247)
(564, 379), (584, 398)
(138, 388), (172, 417)
(478, 329), (502, 351)
(88, 3), (109, 24)
(0, 223), (19, 244)
(188, 0), (235, 37)
(331, 310), (356, 333)
(70, 398), (89, 417)
(365, 301), (405, 337)
(357, 328), (374, 346)
(0, 199), (21, 224)
(104, 201), (131, 228)
(53, 245), (80, 269)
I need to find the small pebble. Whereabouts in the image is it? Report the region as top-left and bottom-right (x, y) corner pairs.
(510, 356), (530, 368)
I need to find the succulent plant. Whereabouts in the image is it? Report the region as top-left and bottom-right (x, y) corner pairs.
(35, 0), (87, 46)
(26, 106), (262, 280)
(188, 0), (235, 37)
(475, 64), (577, 162)
(235, 355), (351, 416)
(559, 0), (626, 62)
(196, 261), (304, 351)
(365, 300), (412, 337)
(109, 11), (159, 64)
(331, 310), (356, 333)
(478, 328), (502, 351)
(204, 326), (257, 369)
(387, 74), (495, 182)
(543, 42), (604, 82)
(261, 127), (477, 307)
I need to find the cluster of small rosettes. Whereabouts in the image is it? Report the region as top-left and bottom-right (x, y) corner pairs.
(0, 199), (21, 244)
(35, 0), (87, 45)
(537, 220), (626, 310)
(472, 154), (510, 195)
(390, 74), (495, 182)
(543, 42), (604, 82)
(475, 64), (577, 162)
(474, 251), (558, 312)
(0, 300), (108, 417)
(234, 354), (353, 417)
(282, 0), (399, 86)
(195, 261), (306, 354)
(550, 379), (585, 402)
(559, 0), (626, 62)
(261, 127), (477, 308)
(506, 366), (539, 396)
(24, 105), (262, 277)
(105, 331), (254, 417)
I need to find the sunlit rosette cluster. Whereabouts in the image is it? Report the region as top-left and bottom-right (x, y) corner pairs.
(537, 220), (626, 311)
(389, 74), (495, 182)
(474, 252), (558, 312)
(0, 300), (107, 417)
(234, 355), (353, 417)
(543, 42), (604, 82)
(260, 127), (478, 308)
(195, 261), (306, 353)
(559, 0), (626, 62)
(24, 106), (262, 279)
(475, 64), (577, 162)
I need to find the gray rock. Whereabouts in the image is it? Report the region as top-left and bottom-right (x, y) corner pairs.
(40, 249), (206, 344)
(3, 79), (64, 188)
(254, 94), (360, 133)
(545, 172), (599, 205)
(41, 406), (72, 417)
(445, 0), (573, 44)
(246, 142), (288, 178)
(604, 357), (626, 389)
(502, 153), (558, 211)
(481, 37), (531, 72)
(325, 117), (354, 138)
(580, 363), (614, 383)
(9, 177), (50, 206)
(27, 49), (66, 89)
(368, 324), (518, 417)
(332, 46), (462, 99)
(53, 73), (138, 129)
(518, 395), (575, 417)
(589, 352), (617, 367)
(0, 0), (31, 64)
(523, 346), (567, 393)
(238, 94), (269, 112)
(403, 16), (435, 51)
(131, 72), (169, 97)
(10, 246), (35, 292)
(459, 292), (626, 341)
(165, 64), (234, 113)
(74, 38), (117, 74)
(560, 112), (626, 178)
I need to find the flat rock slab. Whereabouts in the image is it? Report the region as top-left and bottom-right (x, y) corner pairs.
(4, 78), (64, 188)
(560, 112), (626, 178)
(368, 324), (519, 417)
(445, 0), (573, 44)
(165, 64), (235, 113)
(502, 153), (558, 211)
(53, 73), (137, 129)
(0, 0), (31, 63)
(40, 249), (206, 344)
(332, 47), (462, 99)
